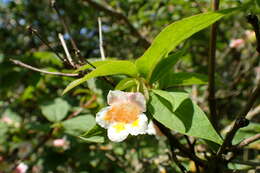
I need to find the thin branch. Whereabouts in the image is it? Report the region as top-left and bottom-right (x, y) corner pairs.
(51, 0), (81, 58)
(170, 150), (187, 173)
(217, 83), (260, 156)
(10, 59), (79, 77)
(58, 33), (75, 67)
(208, 0), (220, 130)
(237, 133), (260, 148)
(231, 160), (260, 167)
(27, 26), (67, 64)
(98, 17), (106, 60)
(153, 120), (205, 167)
(82, 0), (150, 49)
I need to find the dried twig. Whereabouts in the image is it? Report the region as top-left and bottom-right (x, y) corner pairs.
(27, 26), (67, 64)
(153, 120), (205, 167)
(10, 59), (79, 77)
(58, 33), (75, 67)
(82, 0), (150, 48)
(217, 83), (260, 155)
(237, 134), (260, 148)
(230, 160), (260, 167)
(98, 17), (106, 60)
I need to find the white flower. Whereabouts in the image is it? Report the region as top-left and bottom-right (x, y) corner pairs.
(15, 162), (28, 173)
(96, 90), (148, 142)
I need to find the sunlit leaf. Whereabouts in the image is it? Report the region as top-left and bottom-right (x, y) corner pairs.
(149, 90), (223, 144)
(136, 8), (236, 79)
(63, 60), (138, 94)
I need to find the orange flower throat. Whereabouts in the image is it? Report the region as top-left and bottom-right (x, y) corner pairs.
(104, 102), (141, 123)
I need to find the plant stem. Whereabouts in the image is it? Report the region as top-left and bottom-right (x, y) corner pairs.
(208, 0), (219, 130)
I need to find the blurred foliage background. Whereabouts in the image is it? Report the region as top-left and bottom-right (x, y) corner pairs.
(0, 0), (259, 172)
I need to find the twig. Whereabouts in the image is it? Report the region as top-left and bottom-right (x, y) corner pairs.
(170, 149), (187, 173)
(246, 104), (260, 120)
(27, 26), (67, 64)
(230, 160), (260, 167)
(208, 0), (219, 130)
(10, 59), (79, 77)
(153, 120), (205, 167)
(217, 83), (260, 156)
(51, 0), (81, 58)
(82, 0), (150, 49)
(98, 17), (106, 60)
(66, 95), (97, 120)
(58, 33), (75, 67)
(237, 133), (260, 148)
(247, 14), (260, 53)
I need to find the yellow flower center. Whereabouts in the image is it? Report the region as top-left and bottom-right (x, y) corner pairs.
(104, 102), (141, 123)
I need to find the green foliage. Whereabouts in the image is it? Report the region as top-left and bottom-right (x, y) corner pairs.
(149, 90), (223, 144)
(63, 60), (138, 94)
(40, 98), (70, 122)
(62, 115), (96, 136)
(115, 78), (138, 90)
(150, 50), (184, 83)
(159, 72), (208, 88)
(135, 8), (236, 80)
(79, 125), (106, 143)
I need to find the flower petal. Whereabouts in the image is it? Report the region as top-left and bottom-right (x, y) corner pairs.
(146, 121), (157, 135)
(127, 92), (146, 112)
(107, 123), (129, 142)
(126, 114), (148, 136)
(96, 106), (111, 128)
(107, 90), (128, 105)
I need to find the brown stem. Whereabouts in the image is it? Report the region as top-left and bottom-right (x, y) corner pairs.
(217, 83), (260, 156)
(153, 120), (205, 167)
(27, 26), (67, 64)
(208, 0), (219, 130)
(10, 59), (79, 77)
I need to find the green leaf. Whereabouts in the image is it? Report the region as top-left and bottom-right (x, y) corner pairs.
(159, 72), (208, 88)
(232, 122), (260, 145)
(62, 115), (96, 136)
(75, 59), (117, 72)
(115, 78), (138, 90)
(149, 90), (222, 144)
(33, 51), (63, 67)
(79, 125), (106, 143)
(135, 8), (236, 79)
(63, 60), (138, 94)
(150, 50), (184, 83)
(40, 98), (70, 122)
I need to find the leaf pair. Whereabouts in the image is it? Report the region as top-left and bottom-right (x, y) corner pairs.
(63, 8), (236, 94)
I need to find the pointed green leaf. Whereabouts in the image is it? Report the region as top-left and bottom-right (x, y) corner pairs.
(136, 8), (236, 79)
(115, 78), (138, 90)
(149, 90), (223, 144)
(63, 60), (138, 94)
(79, 125), (106, 143)
(150, 50), (184, 83)
(159, 72), (208, 88)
